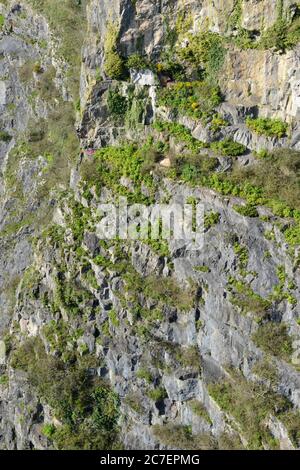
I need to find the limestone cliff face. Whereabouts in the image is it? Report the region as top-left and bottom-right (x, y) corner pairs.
(81, 0), (300, 124)
(0, 0), (300, 451)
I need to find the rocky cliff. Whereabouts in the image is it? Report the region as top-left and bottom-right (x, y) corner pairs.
(0, 0), (300, 450)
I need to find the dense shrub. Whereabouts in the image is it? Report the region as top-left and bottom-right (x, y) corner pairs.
(91, 142), (156, 204)
(177, 31), (226, 77)
(229, 3), (300, 52)
(211, 138), (246, 156)
(104, 51), (125, 80)
(208, 370), (289, 449)
(153, 424), (217, 450)
(107, 89), (128, 118)
(259, 14), (300, 52)
(143, 276), (197, 311)
(147, 387), (168, 402)
(127, 53), (148, 70)
(157, 81), (222, 121)
(233, 204), (259, 218)
(33, 62), (44, 74)
(91, 387), (120, 431)
(280, 411), (300, 448)
(252, 322), (293, 362)
(230, 149), (300, 212)
(0, 130), (12, 142)
(228, 276), (271, 319)
(246, 117), (288, 138)
(11, 338), (121, 449)
(204, 211), (220, 229)
(153, 120), (206, 152)
(156, 59), (186, 81)
(103, 22), (125, 79)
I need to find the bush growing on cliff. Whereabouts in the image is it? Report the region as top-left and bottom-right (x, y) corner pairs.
(228, 276), (271, 318)
(27, 0), (87, 99)
(280, 410), (300, 448)
(91, 387), (120, 431)
(126, 53), (148, 70)
(252, 322), (293, 362)
(233, 204), (259, 218)
(103, 22), (125, 79)
(11, 338), (121, 449)
(152, 424), (217, 450)
(143, 276), (197, 311)
(228, 2), (300, 52)
(0, 15), (5, 30)
(153, 120), (206, 153)
(246, 117), (288, 138)
(208, 370), (289, 449)
(0, 130), (12, 142)
(157, 81), (222, 121)
(211, 138), (246, 156)
(229, 148), (300, 213)
(204, 211), (220, 229)
(104, 51), (125, 80)
(177, 31), (226, 78)
(147, 386), (168, 402)
(107, 89), (128, 118)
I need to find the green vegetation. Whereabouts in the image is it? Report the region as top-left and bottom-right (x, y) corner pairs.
(153, 424), (217, 450)
(194, 265), (210, 273)
(188, 400), (212, 424)
(233, 204), (259, 218)
(103, 22), (125, 79)
(234, 242), (249, 269)
(107, 89), (128, 118)
(252, 358), (279, 387)
(142, 276), (197, 312)
(147, 387), (168, 402)
(175, 345), (201, 370)
(79, 131), (300, 249)
(11, 338), (121, 449)
(228, 276), (271, 319)
(204, 211), (220, 229)
(210, 115), (228, 132)
(211, 138), (246, 157)
(280, 411), (300, 448)
(157, 81), (222, 121)
(259, 3), (300, 52)
(174, 9), (193, 39)
(153, 120), (206, 152)
(0, 375), (8, 386)
(252, 322), (293, 362)
(27, 0), (87, 98)
(0, 130), (12, 142)
(42, 423), (56, 439)
(246, 117), (288, 138)
(79, 142), (157, 205)
(228, 0), (300, 52)
(227, 0), (242, 30)
(136, 368), (153, 384)
(0, 14), (5, 29)
(176, 31), (226, 78)
(208, 370), (290, 449)
(33, 62), (44, 74)
(270, 265), (297, 306)
(227, 148), (300, 221)
(124, 393), (145, 414)
(124, 271), (197, 313)
(127, 53), (149, 70)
